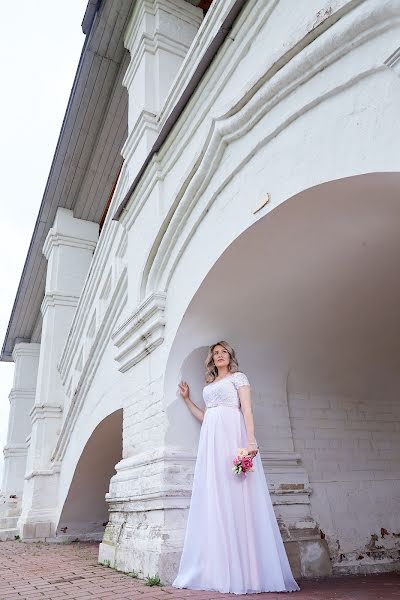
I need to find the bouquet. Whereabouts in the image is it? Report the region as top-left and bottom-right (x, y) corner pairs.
(232, 448), (255, 477)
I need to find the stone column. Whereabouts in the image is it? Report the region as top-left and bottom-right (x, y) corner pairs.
(121, 0), (203, 184)
(19, 208), (98, 540)
(0, 343), (40, 539)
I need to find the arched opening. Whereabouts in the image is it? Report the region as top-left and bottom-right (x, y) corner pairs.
(56, 409), (123, 540)
(165, 173), (400, 569)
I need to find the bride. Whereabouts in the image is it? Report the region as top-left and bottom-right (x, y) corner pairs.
(172, 340), (300, 594)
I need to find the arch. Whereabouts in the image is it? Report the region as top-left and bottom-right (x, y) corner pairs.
(163, 172), (400, 563)
(56, 409), (122, 540)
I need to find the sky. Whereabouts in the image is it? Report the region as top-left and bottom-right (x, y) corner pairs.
(0, 0), (88, 486)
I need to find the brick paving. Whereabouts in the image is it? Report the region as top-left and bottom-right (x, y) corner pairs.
(0, 541), (399, 600)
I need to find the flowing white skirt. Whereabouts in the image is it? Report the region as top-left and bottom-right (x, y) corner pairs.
(173, 406), (300, 594)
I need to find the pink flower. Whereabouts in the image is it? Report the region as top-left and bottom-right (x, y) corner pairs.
(241, 456), (253, 471)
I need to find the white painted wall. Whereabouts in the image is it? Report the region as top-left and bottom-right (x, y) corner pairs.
(289, 382), (400, 567)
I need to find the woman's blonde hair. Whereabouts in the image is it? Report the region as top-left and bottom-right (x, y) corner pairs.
(205, 340), (239, 383)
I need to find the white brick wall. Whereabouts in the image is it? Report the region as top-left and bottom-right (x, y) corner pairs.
(288, 390), (400, 565)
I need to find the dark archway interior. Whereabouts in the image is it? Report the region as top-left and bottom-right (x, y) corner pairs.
(57, 409), (123, 538)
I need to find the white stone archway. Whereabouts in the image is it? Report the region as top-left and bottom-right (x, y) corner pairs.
(56, 409), (123, 541)
(163, 172), (400, 574)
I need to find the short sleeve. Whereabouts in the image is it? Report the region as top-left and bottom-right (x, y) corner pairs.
(233, 372), (250, 389)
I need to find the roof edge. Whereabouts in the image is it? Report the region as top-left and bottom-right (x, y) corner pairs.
(0, 1), (101, 363)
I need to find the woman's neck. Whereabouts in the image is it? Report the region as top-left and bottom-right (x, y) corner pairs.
(217, 366), (229, 378)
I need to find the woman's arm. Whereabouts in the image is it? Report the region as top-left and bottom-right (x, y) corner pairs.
(179, 381), (205, 423)
(238, 385), (258, 455)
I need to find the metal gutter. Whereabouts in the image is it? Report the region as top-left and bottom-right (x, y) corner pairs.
(82, 0), (102, 34)
(112, 0), (247, 221)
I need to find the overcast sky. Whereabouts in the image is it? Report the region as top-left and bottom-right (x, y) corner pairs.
(0, 0), (87, 486)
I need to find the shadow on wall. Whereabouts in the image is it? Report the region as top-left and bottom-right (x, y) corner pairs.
(56, 409), (123, 539)
(166, 346), (208, 450)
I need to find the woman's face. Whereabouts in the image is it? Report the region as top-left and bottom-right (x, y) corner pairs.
(212, 345), (230, 369)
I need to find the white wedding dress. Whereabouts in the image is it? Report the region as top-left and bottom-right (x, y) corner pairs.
(173, 371), (300, 594)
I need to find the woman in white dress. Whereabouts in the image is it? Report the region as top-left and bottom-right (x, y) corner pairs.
(172, 340), (300, 595)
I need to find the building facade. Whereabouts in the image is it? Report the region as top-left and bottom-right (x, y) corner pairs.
(1, 0), (400, 582)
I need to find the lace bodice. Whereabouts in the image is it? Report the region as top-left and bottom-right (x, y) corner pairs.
(203, 372), (250, 409)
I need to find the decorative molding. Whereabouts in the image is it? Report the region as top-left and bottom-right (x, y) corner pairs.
(43, 230), (97, 261)
(8, 389), (36, 403)
(105, 446), (310, 511)
(112, 447), (196, 475)
(121, 110), (159, 164)
(24, 466), (60, 481)
(12, 343), (40, 362)
(124, 0), (202, 60)
(140, 1), (398, 298)
(123, 31), (195, 92)
(385, 45), (400, 74)
(112, 291), (166, 372)
(3, 444), (28, 459)
(30, 404), (62, 425)
(41, 293), (79, 317)
(119, 0), (277, 234)
(158, 0), (242, 129)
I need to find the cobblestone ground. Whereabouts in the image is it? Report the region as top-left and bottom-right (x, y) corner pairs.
(0, 541), (399, 600)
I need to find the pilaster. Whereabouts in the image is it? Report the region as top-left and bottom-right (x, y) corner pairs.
(19, 208), (98, 540)
(122, 0), (202, 184)
(0, 342), (40, 539)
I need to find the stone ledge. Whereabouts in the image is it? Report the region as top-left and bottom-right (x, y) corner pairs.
(112, 292), (167, 372)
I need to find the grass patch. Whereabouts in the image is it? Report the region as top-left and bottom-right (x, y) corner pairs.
(101, 559), (111, 568)
(129, 570), (139, 578)
(145, 574), (162, 587)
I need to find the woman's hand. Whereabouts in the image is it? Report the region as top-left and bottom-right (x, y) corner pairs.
(178, 381), (204, 423)
(178, 381), (190, 401)
(247, 443), (258, 457)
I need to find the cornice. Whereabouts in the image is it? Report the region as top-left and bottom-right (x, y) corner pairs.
(3, 444), (28, 458)
(123, 31), (194, 92)
(43, 230), (97, 261)
(124, 0), (202, 60)
(12, 342), (40, 362)
(41, 293), (79, 317)
(8, 388), (36, 403)
(30, 404), (62, 425)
